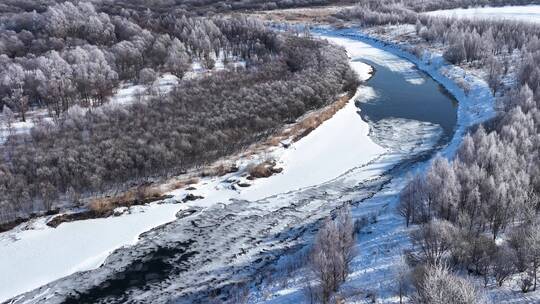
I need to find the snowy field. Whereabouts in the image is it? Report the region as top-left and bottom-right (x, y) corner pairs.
(424, 5), (540, 24)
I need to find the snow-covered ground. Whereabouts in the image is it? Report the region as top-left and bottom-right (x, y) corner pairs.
(186, 52), (246, 79)
(107, 73), (180, 106)
(0, 109), (51, 145)
(424, 5), (540, 24)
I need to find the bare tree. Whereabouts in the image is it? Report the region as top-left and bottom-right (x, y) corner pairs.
(310, 217), (342, 303)
(411, 220), (455, 265)
(309, 207), (357, 303)
(2, 105), (15, 135)
(398, 174), (428, 227)
(396, 257), (411, 304)
(526, 221), (540, 291)
(336, 207), (355, 282)
(493, 245), (516, 287)
(414, 263), (487, 304)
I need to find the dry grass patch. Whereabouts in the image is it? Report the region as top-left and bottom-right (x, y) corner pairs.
(165, 177), (200, 192)
(247, 159), (283, 179)
(289, 94), (350, 142)
(88, 199), (114, 215)
(201, 163), (239, 177)
(88, 183), (169, 215)
(248, 162), (274, 178)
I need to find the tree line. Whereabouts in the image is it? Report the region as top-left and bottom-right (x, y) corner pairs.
(0, 3), (357, 224)
(0, 1), (290, 120)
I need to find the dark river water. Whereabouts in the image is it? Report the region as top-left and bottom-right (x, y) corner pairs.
(356, 59), (458, 147)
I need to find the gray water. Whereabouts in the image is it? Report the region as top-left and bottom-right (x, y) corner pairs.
(357, 59), (458, 147)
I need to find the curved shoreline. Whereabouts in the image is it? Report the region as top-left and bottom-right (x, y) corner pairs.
(313, 27), (495, 161)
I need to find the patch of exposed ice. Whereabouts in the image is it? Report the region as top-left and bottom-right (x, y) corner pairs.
(369, 118), (443, 155)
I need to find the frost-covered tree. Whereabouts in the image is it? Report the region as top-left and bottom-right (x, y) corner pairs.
(414, 264), (487, 304)
(411, 219), (455, 265)
(309, 207), (357, 303)
(1, 105), (15, 134)
(1, 63), (28, 121)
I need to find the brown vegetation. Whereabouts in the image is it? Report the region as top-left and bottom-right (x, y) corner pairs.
(247, 160), (283, 179)
(47, 184), (173, 227)
(254, 5), (355, 24)
(201, 163), (239, 177)
(164, 177), (200, 192)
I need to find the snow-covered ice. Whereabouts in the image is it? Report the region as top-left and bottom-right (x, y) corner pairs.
(369, 118), (443, 154)
(0, 203), (186, 302)
(425, 5), (540, 24)
(322, 35), (426, 85)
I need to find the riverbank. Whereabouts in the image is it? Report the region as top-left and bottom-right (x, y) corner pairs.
(315, 26), (495, 158)
(248, 27), (495, 303)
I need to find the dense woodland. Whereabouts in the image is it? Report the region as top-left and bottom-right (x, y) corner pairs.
(0, 0), (354, 15)
(0, 2), (357, 223)
(336, 0), (540, 301)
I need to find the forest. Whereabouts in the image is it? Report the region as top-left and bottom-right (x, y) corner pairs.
(0, 1), (357, 223)
(0, 0), (355, 15)
(334, 0), (540, 301)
